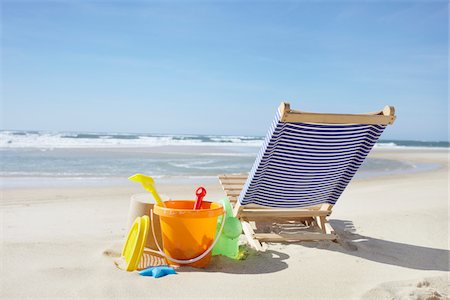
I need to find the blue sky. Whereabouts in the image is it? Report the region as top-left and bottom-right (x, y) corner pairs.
(1, 1), (448, 140)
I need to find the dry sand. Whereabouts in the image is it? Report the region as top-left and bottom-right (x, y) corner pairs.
(1, 149), (449, 299)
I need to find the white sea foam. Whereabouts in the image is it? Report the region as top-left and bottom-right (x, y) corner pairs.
(374, 142), (400, 148)
(1, 131), (448, 149)
(0, 131), (263, 148)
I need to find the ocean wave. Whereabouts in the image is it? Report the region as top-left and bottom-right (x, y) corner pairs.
(168, 160), (216, 169)
(0, 131), (264, 148)
(1, 130), (448, 149)
(373, 142), (400, 148)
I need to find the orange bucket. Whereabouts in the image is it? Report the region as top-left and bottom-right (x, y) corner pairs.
(153, 200), (224, 268)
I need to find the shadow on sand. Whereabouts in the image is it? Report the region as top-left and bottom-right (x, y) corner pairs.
(180, 219), (449, 274)
(183, 249), (289, 274)
(298, 219), (450, 272)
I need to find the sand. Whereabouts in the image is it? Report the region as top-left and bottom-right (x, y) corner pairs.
(1, 148), (449, 299)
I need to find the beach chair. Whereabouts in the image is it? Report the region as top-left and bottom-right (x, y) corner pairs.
(219, 102), (396, 250)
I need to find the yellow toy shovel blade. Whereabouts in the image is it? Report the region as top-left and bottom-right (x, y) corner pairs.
(128, 174), (164, 207)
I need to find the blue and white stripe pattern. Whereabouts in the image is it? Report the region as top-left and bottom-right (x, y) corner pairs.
(238, 110), (387, 208)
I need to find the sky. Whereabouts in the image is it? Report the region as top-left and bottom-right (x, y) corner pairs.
(1, 1), (448, 140)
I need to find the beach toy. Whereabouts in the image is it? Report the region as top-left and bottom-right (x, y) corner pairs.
(120, 215), (168, 271)
(152, 200), (225, 268)
(126, 193), (166, 251)
(121, 201), (226, 269)
(122, 216), (149, 271)
(138, 265), (176, 278)
(193, 187), (206, 210)
(128, 174), (165, 207)
(212, 198), (242, 259)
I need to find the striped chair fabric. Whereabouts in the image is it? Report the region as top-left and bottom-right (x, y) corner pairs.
(238, 110), (387, 208)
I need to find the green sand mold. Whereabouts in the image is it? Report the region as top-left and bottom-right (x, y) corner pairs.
(212, 198), (242, 259)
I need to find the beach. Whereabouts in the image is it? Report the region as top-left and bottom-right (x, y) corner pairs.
(1, 148), (449, 299)
(2, 0), (448, 298)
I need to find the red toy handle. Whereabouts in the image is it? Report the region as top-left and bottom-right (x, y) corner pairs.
(193, 187), (207, 210)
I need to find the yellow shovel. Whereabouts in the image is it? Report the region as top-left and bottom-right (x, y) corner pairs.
(128, 174), (165, 207)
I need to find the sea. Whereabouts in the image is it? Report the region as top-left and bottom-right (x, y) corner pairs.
(1, 130), (447, 188)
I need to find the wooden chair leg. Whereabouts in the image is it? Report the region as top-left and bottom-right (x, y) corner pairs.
(314, 216), (335, 235)
(319, 216), (327, 233)
(241, 221), (263, 251)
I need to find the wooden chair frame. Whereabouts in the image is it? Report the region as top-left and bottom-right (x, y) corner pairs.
(219, 102), (396, 250)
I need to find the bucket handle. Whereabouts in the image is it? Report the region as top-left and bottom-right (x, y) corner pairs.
(150, 208), (226, 265)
